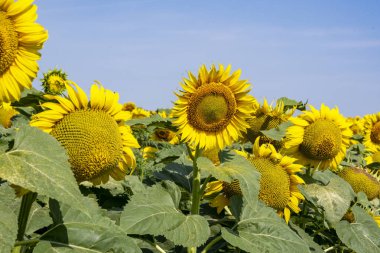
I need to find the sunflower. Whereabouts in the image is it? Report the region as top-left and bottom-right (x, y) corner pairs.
(0, 102), (18, 128)
(30, 83), (140, 185)
(283, 104), (352, 170)
(122, 102), (136, 112)
(362, 112), (380, 151)
(152, 128), (179, 144)
(0, 0), (48, 102)
(142, 146), (158, 160)
(41, 68), (68, 95)
(338, 167), (379, 200)
(172, 64), (257, 151)
(205, 139), (305, 223)
(246, 98), (294, 149)
(131, 107), (151, 119)
(365, 148), (380, 165)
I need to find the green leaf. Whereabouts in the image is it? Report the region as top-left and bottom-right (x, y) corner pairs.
(38, 197), (141, 253)
(155, 144), (187, 163)
(120, 182), (210, 247)
(260, 121), (293, 141)
(276, 97), (307, 111)
(302, 170), (355, 225)
(0, 125), (85, 209)
(155, 159), (193, 192)
(198, 153), (260, 206)
(26, 204), (51, 235)
(164, 215), (210, 247)
(288, 222), (324, 253)
(0, 192), (18, 253)
(336, 206), (380, 253)
(221, 201), (310, 253)
(126, 114), (171, 126)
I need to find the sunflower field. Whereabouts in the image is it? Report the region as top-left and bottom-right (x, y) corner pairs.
(1, 1), (380, 253)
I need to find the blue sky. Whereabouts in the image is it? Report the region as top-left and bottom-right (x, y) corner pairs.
(35, 0), (380, 116)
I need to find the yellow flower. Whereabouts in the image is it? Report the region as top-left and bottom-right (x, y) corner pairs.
(142, 146), (158, 160)
(365, 148), (380, 165)
(283, 104), (352, 170)
(246, 98), (294, 149)
(205, 139), (305, 223)
(338, 167), (379, 200)
(122, 102), (136, 112)
(172, 64), (257, 151)
(0, 102), (18, 128)
(152, 128), (179, 144)
(41, 68), (68, 95)
(30, 82), (140, 185)
(362, 112), (380, 151)
(131, 107), (151, 119)
(0, 0), (48, 102)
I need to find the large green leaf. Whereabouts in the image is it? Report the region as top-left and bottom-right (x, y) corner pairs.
(221, 202), (310, 253)
(0, 189), (18, 253)
(198, 153), (260, 206)
(164, 215), (210, 247)
(0, 126), (85, 209)
(36, 197), (141, 253)
(120, 182), (210, 247)
(336, 206), (380, 253)
(289, 222), (324, 253)
(302, 170), (355, 225)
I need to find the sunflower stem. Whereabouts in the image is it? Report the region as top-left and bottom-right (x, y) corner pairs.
(201, 235), (223, 253)
(190, 146), (202, 215)
(199, 174), (212, 197)
(14, 238), (40, 247)
(16, 192), (37, 241)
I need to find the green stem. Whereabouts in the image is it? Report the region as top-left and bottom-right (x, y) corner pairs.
(14, 238), (40, 247)
(201, 235), (223, 253)
(199, 174), (212, 197)
(190, 146), (202, 215)
(16, 192), (37, 241)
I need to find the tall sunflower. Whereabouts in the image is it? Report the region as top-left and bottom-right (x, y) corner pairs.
(283, 104), (352, 170)
(0, 0), (48, 102)
(246, 98), (294, 149)
(172, 64), (257, 151)
(362, 112), (380, 151)
(205, 139), (305, 223)
(30, 83), (140, 185)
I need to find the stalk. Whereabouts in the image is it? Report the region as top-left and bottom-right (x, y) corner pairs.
(16, 192), (37, 241)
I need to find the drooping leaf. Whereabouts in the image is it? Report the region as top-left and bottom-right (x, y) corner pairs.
(0, 126), (85, 210)
(221, 202), (310, 253)
(155, 158), (193, 192)
(198, 153), (260, 206)
(120, 182), (210, 247)
(303, 170), (355, 225)
(38, 197), (141, 253)
(26, 204), (51, 235)
(335, 206), (380, 253)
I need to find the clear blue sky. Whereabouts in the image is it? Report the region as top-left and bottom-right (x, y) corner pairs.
(35, 0), (380, 116)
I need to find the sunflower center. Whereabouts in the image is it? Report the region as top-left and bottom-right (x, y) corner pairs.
(222, 180), (242, 197)
(156, 129), (170, 140)
(338, 167), (380, 200)
(300, 119), (342, 160)
(370, 121), (380, 144)
(51, 110), (123, 182)
(250, 157), (291, 210)
(187, 83), (236, 132)
(0, 11), (18, 75)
